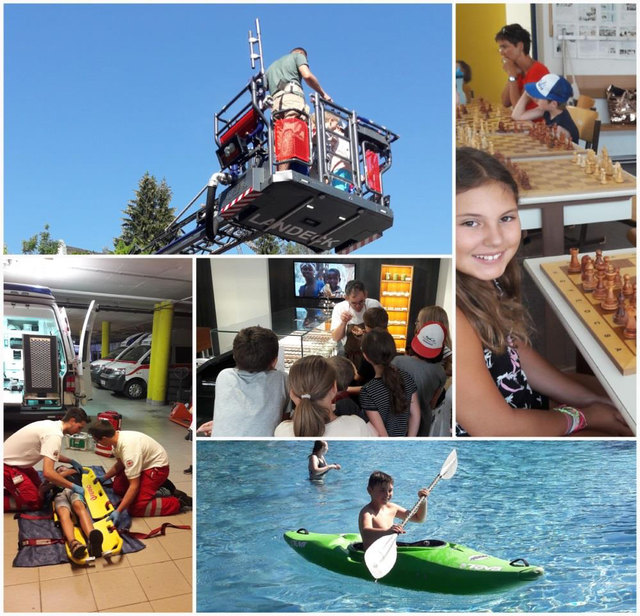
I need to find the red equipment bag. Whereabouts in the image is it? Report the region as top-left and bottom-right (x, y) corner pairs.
(365, 148), (382, 194)
(274, 118), (310, 164)
(95, 411), (122, 458)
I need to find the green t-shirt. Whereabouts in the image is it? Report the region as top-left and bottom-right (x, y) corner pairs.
(265, 52), (308, 93)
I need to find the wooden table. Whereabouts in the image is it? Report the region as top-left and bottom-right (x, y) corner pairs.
(523, 249), (636, 433)
(516, 158), (636, 256)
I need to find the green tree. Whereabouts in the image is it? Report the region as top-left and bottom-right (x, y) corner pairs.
(21, 224), (60, 254)
(249, 234), (283, 254)
(114, 173), (175, 253)
(248, 235), (313, 255)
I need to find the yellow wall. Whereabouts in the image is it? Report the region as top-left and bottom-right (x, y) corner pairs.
(456, 3), (508, 104)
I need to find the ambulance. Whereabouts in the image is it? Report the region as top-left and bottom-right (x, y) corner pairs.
(98, 333), (191, 400)
(3, 283), (96, 422)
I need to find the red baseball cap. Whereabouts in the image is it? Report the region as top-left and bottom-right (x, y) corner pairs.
(411, 322), (446, 359)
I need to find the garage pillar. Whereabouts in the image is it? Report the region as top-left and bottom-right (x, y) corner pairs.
(101, 322), (111, 358)
(147, 301), (174, 406)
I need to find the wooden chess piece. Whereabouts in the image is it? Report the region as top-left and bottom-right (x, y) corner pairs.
(614, 162), (624, 183)
(568, 248), (581, 273)
(593, 270), (607, 300)
(601, 280), (618, 311)
(622, 274), (633, 296)
(594, 250), (605, 272)
(583, 261), (596, 292)
(623, 309), (636, 340)
(614, 266), (622, 288)
(599, 168), (607, 184)
(613, 293), (628, 325)
(605, 264), (616, 290)
(606, 159), (614, 176)
(581, 255), (592, 282)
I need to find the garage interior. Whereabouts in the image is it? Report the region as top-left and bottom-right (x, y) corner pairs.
(3, 255), (193, 612)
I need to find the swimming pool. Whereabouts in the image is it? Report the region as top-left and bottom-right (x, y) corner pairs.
(196, 440), (636, 612)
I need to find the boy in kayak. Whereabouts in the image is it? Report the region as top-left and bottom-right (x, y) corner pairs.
(359, 471), (428, 550)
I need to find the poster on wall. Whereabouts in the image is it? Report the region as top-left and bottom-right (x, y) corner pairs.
(552, 3), (636, 59)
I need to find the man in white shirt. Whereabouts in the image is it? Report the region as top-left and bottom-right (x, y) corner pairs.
(331, 280), (382, 345)
(3, 407), (89, 511)
(89, 421), (190, 521)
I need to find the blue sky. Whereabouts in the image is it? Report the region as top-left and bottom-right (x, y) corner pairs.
(5, 3), (452, 255)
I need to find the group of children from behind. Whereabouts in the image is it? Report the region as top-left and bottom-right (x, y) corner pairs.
(198, 303), (450, 438)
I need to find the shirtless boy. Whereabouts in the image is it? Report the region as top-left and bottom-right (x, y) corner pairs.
(358, 471), (428, 550)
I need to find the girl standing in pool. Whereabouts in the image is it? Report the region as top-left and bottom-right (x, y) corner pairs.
(456, 147), (631, 436)
(308, 441), (341, 481)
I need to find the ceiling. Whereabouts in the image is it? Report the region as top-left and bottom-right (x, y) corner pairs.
(3, 256), (192, 341)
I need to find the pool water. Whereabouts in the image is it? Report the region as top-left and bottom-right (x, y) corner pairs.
(196, 440), (636, 612)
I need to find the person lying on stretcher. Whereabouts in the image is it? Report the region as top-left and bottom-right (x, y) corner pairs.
(52, 466), (103, 561)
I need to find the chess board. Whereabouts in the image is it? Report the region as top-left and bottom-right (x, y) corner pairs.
(516, 157), (636, 198)
(540, 252), (636, 375)
(486, 132), (582, 159)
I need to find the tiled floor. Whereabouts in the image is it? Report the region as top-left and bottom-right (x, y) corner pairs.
(4, 387), (193, 612)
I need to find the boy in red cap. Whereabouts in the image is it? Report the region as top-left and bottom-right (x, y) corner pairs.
(392, 322), (447, 436)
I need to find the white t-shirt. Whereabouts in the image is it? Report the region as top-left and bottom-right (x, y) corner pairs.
(274, 415), (377, 437)
(3, 420), (64, 467)
(330, 298), (383, 344)
(113, 431), (169, 479)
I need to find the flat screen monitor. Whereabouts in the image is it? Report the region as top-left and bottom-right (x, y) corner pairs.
(293, 261), (356, 299)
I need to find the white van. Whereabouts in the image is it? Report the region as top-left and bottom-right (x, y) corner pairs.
(99, 333), (190, 400)
(3, 283), (96, 421)
(90, 332), (151, 386)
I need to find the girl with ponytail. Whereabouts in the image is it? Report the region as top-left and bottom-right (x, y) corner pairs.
(274, 356), (376, 437)
(359, 329), (420, 436)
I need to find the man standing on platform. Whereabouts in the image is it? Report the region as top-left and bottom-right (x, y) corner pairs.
(265, 47), (332, 170)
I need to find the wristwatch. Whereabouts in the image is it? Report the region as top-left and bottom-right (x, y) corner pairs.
(508, 76), (517, 82)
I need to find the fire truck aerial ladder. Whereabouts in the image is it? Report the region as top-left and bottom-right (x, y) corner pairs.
(146, 20), (399, 255)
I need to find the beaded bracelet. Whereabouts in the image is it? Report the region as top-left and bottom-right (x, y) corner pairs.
(554, 405), (587, 435)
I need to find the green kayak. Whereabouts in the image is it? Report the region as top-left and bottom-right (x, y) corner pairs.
(284, 529), (544, 594)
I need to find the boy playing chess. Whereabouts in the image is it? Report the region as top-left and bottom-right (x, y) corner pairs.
(511, 74), (579, 144)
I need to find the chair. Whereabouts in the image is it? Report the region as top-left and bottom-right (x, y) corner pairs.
(576, 94), (595, 109)
(566, 106), (600, 152)
(566, 106), (603, 247)
(197, 327), (213, 358)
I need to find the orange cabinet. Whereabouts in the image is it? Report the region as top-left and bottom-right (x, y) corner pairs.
(380, 264), (414, 352)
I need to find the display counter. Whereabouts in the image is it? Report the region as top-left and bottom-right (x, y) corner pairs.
(209, 307), (337, 369)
